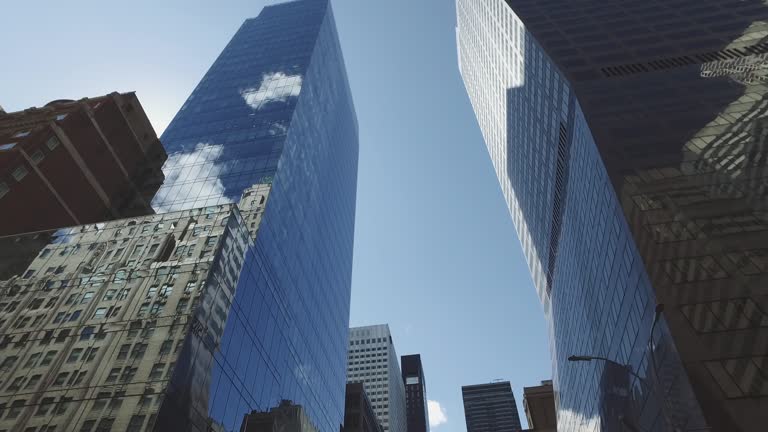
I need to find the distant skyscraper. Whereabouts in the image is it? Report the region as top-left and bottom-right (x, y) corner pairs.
(458, 0), (768, 430)
(344, 383), (384, 432)
(0, 0), (357, 431)
(347, 325), (407, 432)
(522, 381), (556, 432)
(401, 354), (429, 432)
(462, 382), (522, 432)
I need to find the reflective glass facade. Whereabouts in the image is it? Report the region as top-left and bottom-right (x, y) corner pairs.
(0, 0), (358, 431)
(456, 0), (768, 430)
(153, 0), (358, 430)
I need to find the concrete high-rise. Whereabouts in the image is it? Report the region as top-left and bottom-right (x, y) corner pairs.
(347, 325), (407, 432)
(462, 382), (523, 432)
(401, 354), (429, 432)
(457, 0), (768, 430)
(0, 0), (358, 431)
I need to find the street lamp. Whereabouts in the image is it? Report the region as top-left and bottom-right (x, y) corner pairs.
(568, 304), (680, 432)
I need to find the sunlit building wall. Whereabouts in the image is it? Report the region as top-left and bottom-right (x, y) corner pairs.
(0, 195), (258, 432)
(347, 325), (407, 432)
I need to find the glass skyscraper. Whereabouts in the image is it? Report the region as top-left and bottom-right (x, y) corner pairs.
(0, 0), (357, 431)
(458, 0), (768, 431)
(155, 0), (359, 430)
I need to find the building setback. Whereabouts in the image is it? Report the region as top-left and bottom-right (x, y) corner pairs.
(401, 354), (429, 432)
(462, 382), (522, 432)
(0, 92), (166, 236)
(344, 383), (384, 432)
(0, 0), (358, 430)
(457, 0), (768, 430)
(347, 325), (407, 432)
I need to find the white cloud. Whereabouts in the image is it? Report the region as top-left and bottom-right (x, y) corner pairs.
(153, 143), (231, 213)
(428, 400), (447, 428)
(241, 72), (303, 110)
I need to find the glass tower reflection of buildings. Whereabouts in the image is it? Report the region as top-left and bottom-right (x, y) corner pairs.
(0, 0), (358, 431)
(457, 0), (768, 431)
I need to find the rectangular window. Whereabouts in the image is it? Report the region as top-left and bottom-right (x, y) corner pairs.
(36, 397), (55, 416)
(24, 374), (41, 389)
(30, 151), (44, 164)
(120, 367), (137, 382)
(40, 351), (57, 366)
(80, 326), (94, 341)
(53, 372), (69, 386)
(91, 392), (111, 411)
(0, 182), (9, 199)
(130, 343), (147, 359)
(93, 308), (107, 319)
(105, 368), (120, 383)
(81, 292), (94, 304)
(7, 399), (26, 419)
(159, 340), (172, 355)
(12, 166), (28, 181)
(24, 353), (40, 368)
(55, 397), (72, 415)
(149, 363), (164, 380)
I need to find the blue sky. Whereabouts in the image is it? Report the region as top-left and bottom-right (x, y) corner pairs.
(0, 0), (551, 429)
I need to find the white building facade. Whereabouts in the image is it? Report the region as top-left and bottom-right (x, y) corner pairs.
(346, 325), (406, 432)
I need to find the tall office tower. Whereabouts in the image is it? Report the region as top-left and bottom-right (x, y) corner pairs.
(457, 0), (768, 430)
(0, 92), (166, 236)
(347, 325), (407, 432)
(522, 381), (556, 432)
(344, 383), (385, 432)
(462, 382), (523, 432)
(153, 0), (357, 430)
(0, 0), (357, 431)
(401, 354), (429, 432)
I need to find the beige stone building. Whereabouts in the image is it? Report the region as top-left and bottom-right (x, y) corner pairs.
(0, 184), (270, 432)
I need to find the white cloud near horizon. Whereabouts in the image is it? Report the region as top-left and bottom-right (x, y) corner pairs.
(241, 72), (303, 110)
(428, 400), (447, 428)
(153, 143), (231, 212)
